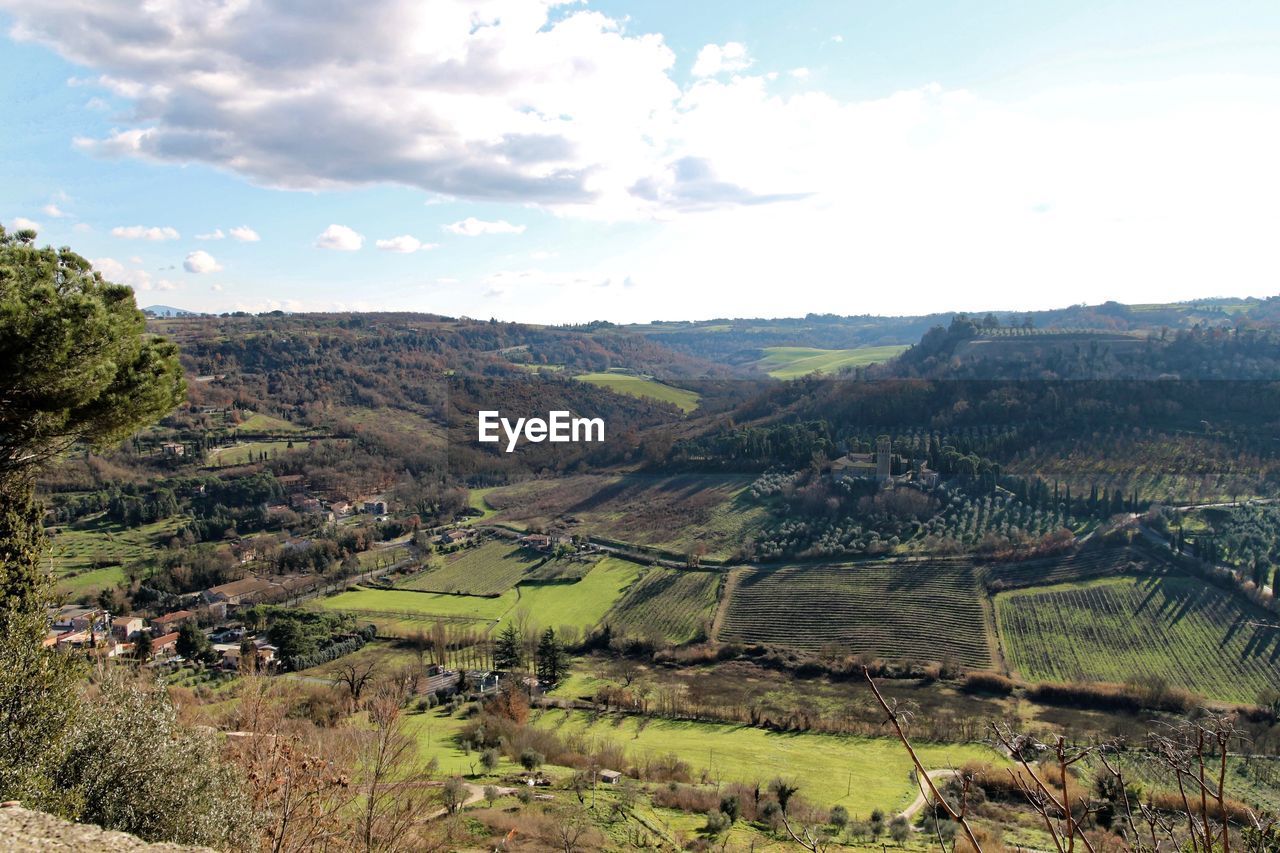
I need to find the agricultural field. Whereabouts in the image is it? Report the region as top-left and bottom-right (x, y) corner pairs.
(48, 514), (184, 575)
(316, 586), (513, 632)
(996, 574), (1280, 704)
(529, 708), (1001, 813)
(978, 548), (1143, 591)
(755, 345), (909, 379)
(357, 543), (413, 570)
(717, 560), (995, 668)
(604, 568), (720, 644)
(480, 473), (769, 562)
(573, 371), (701, 413)
(398, 540), (540, 595)
(316, 557), (643, 637)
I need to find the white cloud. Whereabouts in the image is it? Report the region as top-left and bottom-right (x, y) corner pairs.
(73, 222), (92, 233)
(530, 250), (558, 260)
(375, 235), (437, 253)
(314, 224), (364, 251)
(196, 229), (225, 240)
(156, 279), (177, 291)
(444, 217), (526, 236)
(229, 225), (260, 242)
(789, 67), (810, 80)
(92, 256), (154, 290)
(691, 42), (751, 77)
(9, 216), (41, 232)
(830, 34), (844, 43)
(112, 224), (179, 240)
(42, 203), (67, 217)
(210, 283), (223, 292)
(184, 249), (223, 273)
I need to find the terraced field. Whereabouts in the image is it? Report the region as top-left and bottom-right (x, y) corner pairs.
(48, 515), (184, 575)
(605, 569), (720, 644)
(398, 540), (539, 595)
(756, 345), (909, 379)
(997, 574), (1280, 704)
(718, 561), (994, 668)
(574, 371), (700, 413)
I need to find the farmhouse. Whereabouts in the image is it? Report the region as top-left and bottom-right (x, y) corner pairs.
(440, 529), (470, 545)
(520, 533), (551, 549)
(160, 442), (185, 456)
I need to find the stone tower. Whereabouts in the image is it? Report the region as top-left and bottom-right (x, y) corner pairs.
(875, 436), (891, 482)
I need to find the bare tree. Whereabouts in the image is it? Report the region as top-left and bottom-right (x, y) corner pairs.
(333, 660), (378, 701)
(864, 669), (983, 851)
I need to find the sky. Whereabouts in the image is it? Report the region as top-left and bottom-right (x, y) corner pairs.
(2, 0), (1279, 323)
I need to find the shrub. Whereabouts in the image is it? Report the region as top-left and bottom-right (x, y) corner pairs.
(963, 671), (1016, 695)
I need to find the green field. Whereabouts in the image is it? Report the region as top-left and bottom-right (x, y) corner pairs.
(996, 574), (1280, 704)
(317, 557), (644, 637)
(205, 439), (296, 467)
(398, 540), (540, 595)
(756, 345), (909, 379)
(718, 560), (994, 668)
(499, 557), (645, 633)
(605, 568), (720, 644)
(531, 709), (1000, 813)
(574, 371), (700, 413)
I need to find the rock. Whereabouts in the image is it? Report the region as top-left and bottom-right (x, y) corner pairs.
(0, 805), (212, 852)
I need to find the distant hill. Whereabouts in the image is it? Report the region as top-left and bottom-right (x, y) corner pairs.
(142, 304), (200, 317)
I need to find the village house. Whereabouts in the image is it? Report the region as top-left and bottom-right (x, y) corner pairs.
(289, 493), (322, 513)
(50, 605), (105, 633)
(276, 474), (306, 493)
(150, 609), (195, 635)
(151, 632), (180, 659)
(202, 577), (278, 607)
(362, 498), (388, 516)
(331, 500), (352, 516)
(160, 441), (185, 457)
(111, 615), (145, 641)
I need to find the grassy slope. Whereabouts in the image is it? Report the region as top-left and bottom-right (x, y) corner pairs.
(573, 372), (700, 413)
(757, 345), (909, 379)
(996, 574), (1280, 704)
(501, 557), (645, 632)
(49, 515), (184, 575)
(530, 708), (999, 813)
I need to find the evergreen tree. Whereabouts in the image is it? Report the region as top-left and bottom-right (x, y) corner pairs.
(493, 623), (523, 671)
(535, 628), (567, 684)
